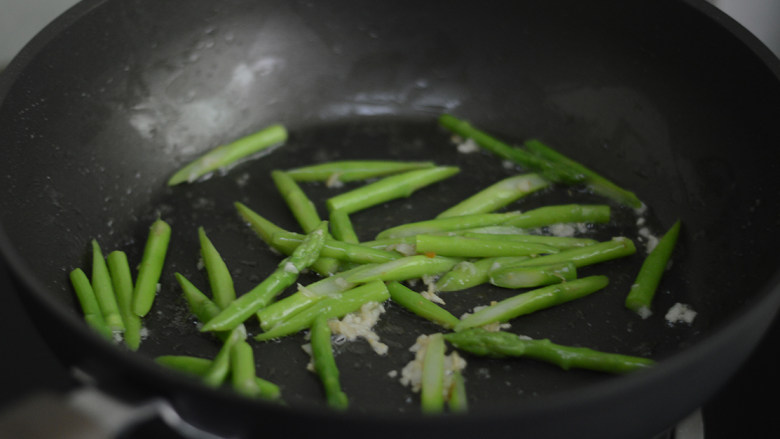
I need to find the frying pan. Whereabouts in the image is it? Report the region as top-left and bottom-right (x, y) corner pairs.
(1, 0), (779, 437)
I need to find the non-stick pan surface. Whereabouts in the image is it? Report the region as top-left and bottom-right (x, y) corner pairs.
(1, 0), (779, 438)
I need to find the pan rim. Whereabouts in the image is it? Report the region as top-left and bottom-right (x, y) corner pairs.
(0, 0), (779, 434)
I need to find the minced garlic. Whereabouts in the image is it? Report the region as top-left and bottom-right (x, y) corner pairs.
(399, 334), (467, 398)
(328, 301), (389, 355)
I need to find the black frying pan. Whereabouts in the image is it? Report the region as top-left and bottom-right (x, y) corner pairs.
(1, 0), (779, 438)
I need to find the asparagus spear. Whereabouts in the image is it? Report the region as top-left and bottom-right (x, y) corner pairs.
(342, 255), (461, 284)
(386, 281), (460, 329)
(90, 240), (124, 331)
(106, 250), (142, 350)
(272, 170), (342, 275)
(198, 227), (236, 310)
(376, 212), (522, 240)
(437, 173), (551, 218)
(365, 230), (596, 254)
(174, 272), (237, 341)
(201, 221), (328, 332)
(625, 220), (682, 317)
(524, 139), (643, 209)
(254, 280), (389, 341)
(132, 218), (172, 317)
(414, 234), (559, 258)
(461, 232), (598, 249)
(270, 231), (400, 264)
(445, 328), (655, 373)
(441, 116), (642, 207)
(174, 273), (223, 324)
(438, 114), (584, 183)
(230, 341), (262, 398)
(234, 201), (348, 276)
(454, 275), (609, 331)
(448, 370), (468, 413)
(326, 166), (460, 215)
(329, 209), (359, 244)
(202, 325), (247, 387)
(272, 170), (323, 232)
(155, 355), (280, 399)
(502, 204), (611, 229)
(508, 236), (636, 268)
(155, 355), (213, 376)
(235, 201), (286, 244)
(286, 160), (436, 183)
(256, 263), (378, 331)
(168, 124), (287, 186)
(489, 262), (577, 289)
(358, 235), (418, 252)
(380, 226), (597, 250)
(421, 333), (446, 414)
(69, 268), (113, 340)
(435, 256), (530, 292)
(310, 315), (349, 410)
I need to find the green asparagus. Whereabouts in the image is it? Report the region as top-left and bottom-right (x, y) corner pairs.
(489, 262), (577, 289)
(387, 281), (460, 329)
(329, 209), (359, 244)
(198, 227), (236, 310)
(445, 328), (655, 373)
(234, 201), (350, 276)
(420, 333), (446, 413)
(414, 234), (559, 258)
(524, 139), (643, 209)
(174, 273), (236, 342)
(310, 315), (349, 410)
(508, 236), (636, 269)
(272, 170), (323, 232)
(435, 256), (530, 292)
(202, 325), (247, 387)
(358, 235), (418, 252)
(461, 231), (597, 249)
(376, 212), (521, 240)
(343, 255), (461, 284)
(155, 355), (213, 376)
(155, 355), (280, 399)
(133, 218), (172, 317)
(256, 263), (379, 331)
(272, 170), (342, 275)
(437, 173), (550, 218)
(68, 112), (672, 413)
(438, 114), (584, 183)
(230, 341), (262, 398)
(69, 268), (113, 340)
(448, 370), (468, 413)
(270, 231), (400, 264)
(201, 221), (328, 332)
(326, 166), (460, 215)
(502, 204), (610, 229)
(254, 280), (389, 341)
(106, 250), (142, 350)
(235, 201), (287, 245)
(454, 275), (609, 331)
(625, 220), (682, 316)
(174, 273), (223, 324)
(286, 160), (435, 182)
(168, 124), (287, 186)
(90, 240), (124, 331)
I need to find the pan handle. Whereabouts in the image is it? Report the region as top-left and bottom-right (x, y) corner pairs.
(0, 386), (225, 439)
